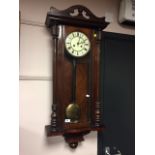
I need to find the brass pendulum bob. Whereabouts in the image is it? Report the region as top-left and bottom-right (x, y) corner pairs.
(65, 59), (80, 123)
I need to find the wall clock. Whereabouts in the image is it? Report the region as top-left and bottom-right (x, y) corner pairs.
(65, 31), (91, 58)
(45, 5), (109, 149)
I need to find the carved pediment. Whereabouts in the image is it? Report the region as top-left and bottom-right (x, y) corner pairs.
(46, 5), (109, 29)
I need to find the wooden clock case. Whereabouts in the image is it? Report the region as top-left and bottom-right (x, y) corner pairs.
(45, 5), (109, 148)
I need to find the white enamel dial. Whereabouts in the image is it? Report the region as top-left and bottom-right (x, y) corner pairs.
(65, 31), (91, 57)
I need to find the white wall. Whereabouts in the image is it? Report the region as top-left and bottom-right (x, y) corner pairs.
(19, 0), (135, 155)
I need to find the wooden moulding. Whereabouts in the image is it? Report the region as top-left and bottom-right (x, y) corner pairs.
(45, 125), (105, 136)
(45, 125), (105, 149)
(45, 5), (109, 29)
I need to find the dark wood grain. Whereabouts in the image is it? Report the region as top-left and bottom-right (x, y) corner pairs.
(45, 5), (109, 148)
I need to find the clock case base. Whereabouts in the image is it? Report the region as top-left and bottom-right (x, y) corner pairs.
(45, 5), (109, 149)
(45, 125), (104, 148)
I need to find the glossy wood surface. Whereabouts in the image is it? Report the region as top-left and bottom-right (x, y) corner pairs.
(59, 26), (93, 130)
(45, 5), (109, 148)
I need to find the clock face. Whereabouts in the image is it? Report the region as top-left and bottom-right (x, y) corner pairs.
(65, 31), (91, 57)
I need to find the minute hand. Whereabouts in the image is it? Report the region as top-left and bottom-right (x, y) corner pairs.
(78, 40), (85, 45)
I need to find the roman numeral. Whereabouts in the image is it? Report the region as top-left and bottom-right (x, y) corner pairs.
(79, 33), (83, 38)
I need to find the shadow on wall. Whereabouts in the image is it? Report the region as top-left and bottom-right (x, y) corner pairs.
(20, 127), (66, 155)
(20, 126), (97, 154)
(19, 127), (96, 155)
(45, 135), (78, 153)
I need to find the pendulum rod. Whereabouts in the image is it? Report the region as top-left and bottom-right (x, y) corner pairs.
(72, 59), (77, 104)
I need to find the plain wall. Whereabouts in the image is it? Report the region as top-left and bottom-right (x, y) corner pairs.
(19, 0), (135, 155)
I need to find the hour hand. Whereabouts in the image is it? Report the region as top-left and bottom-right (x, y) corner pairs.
(77, 37), (81, 45)
(77, 38), (85, 45)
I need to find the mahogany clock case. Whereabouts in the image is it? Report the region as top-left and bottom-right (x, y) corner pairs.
(44, 5), (109, 148)
(52, 25), (100, 131)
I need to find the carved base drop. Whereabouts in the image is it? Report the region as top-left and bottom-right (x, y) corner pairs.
(63, 130), (90, 149)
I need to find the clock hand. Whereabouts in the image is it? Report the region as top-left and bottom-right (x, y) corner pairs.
(77, 37), (80, 46)
(78, 41), (85, 45)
